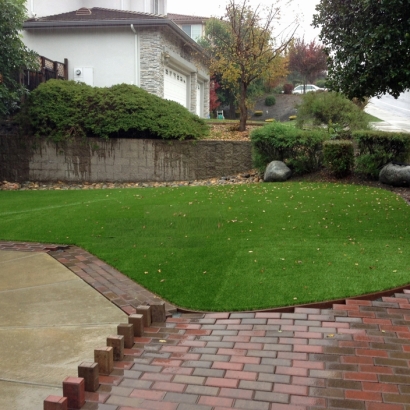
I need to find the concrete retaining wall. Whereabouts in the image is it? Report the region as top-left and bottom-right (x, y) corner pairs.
(0, 130), (252, 183)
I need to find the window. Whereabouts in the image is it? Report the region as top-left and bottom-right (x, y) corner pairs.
(181, 24), (202, 42)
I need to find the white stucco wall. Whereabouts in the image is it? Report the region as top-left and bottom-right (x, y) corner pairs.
(25, 0), (167, 17)
(23, 28), (137, 87)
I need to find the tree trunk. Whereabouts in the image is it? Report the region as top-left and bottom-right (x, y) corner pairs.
(239, 81), (248, 132)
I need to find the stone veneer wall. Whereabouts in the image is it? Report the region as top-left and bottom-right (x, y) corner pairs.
(0, 132), (252, 183)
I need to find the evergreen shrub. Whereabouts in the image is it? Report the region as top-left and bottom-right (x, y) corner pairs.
(18, 80), (209, 141)
(250, 121), (327, 174)
(323, 140), (354, 177)
(354, 130), (410, 178)
(295, 91), (370, 131)
(265, 95), (276, 106)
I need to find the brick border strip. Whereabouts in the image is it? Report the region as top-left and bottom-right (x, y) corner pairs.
(0, 241), (175, 316)
(1, 240), (410, 316)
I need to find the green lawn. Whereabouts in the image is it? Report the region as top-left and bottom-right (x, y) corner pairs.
(1, 183), (409, 311)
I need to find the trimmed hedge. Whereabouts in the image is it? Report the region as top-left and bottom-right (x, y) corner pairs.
(250, 122), (328, 175)
(18, 80), (209, 141)
(323, 140), (354, 177)
(354, 130), (410, 178)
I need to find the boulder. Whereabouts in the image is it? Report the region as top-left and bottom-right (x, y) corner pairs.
(379, 163), (410, 187)
(264, 161), (292, 182)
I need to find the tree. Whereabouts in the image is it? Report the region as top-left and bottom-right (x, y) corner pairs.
(209, 77), (221, 115)
(288, 37), (327, 92)
(313, 0), (410, 99)
(0, 0), (37, 117)
(203, 0), (296, 131)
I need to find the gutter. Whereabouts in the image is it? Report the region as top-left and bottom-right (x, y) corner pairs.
(130, 24), (139, 86)
(23, 18), (205, 54)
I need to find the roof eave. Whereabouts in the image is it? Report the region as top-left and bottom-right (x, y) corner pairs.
(23, 19), (206, 54)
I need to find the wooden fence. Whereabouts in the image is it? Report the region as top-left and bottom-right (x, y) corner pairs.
(22, 56), (68, 91)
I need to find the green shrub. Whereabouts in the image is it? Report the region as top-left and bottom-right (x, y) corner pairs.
(253, 110), (263, 117)
(315, 79), (327, 89)
(18, 80), (209, 141)
(250, 122), (328, 174)
(323, 140), (354, 177)
(273, 85), (283, 94)
(265, 95), (276, 106)
(354, 130), (410, 179)
(295, 91), (370, 131)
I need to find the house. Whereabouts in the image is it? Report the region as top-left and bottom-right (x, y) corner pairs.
(167, 13), (209, 42)
(26, 0), (168, 18)
(22, 1), (210, 117)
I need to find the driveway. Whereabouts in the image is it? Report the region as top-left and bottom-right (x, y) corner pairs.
(366, 91), (410, 133)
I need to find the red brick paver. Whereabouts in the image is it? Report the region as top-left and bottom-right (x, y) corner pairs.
(2, 241), (410, 409)
(77, 293), (410, 410)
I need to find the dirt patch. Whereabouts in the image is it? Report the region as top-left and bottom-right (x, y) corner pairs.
(251, 94), (301, 121)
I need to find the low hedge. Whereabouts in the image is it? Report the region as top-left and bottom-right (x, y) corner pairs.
(323, 140), (354, 177)
(354, 130), (410, 178)
(18, 80), (209, 142)
(250, 122), (328, 174)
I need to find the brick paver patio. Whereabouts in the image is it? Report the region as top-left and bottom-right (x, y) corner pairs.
(1, 241), (410, 409)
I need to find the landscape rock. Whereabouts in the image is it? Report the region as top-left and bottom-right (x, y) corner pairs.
(379, 163), (410, 187)
(0, 170), (262, 191)
(264, 161), (292, 182)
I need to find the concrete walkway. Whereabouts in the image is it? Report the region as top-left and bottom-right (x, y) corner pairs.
(0, 249), (126, 410)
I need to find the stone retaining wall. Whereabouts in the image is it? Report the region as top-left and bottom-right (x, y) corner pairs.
(0, 131), (252, 183)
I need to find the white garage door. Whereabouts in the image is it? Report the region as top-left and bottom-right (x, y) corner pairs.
(164, 67), (188, 107)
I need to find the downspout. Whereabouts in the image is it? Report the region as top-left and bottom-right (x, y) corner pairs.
(130, 24), (139, 86)
(30, 0), (35, 17)
(121, 0), (124, 10)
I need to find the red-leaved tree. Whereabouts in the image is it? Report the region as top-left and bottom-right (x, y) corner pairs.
(209, 78), (221, 115)
(289, 38), (327, 90)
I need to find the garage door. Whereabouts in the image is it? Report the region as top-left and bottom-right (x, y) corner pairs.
(164, 67), (187, 107)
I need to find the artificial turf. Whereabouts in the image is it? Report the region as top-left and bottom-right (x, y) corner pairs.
(0, 182), (409, 311)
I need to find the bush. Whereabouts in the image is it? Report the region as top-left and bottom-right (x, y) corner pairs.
(283, 84), (294, 94)
(323, 140), (354, 177)
(316, 79), (327, 89)
(253, 110), (263, 117)
(250, 122), (328, 174)
(265, 95), (276, 106)
(273, 85), (284, 94)
(351, 97), (369, 111)
(354, 130), (410, 179)
(295, 91), (370, 131)
(18, 80), (209, 141)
